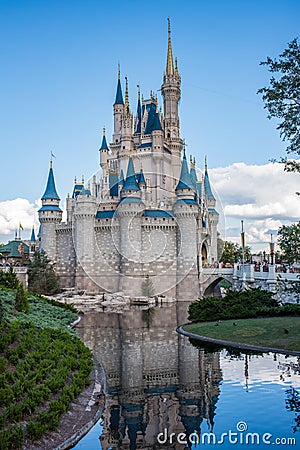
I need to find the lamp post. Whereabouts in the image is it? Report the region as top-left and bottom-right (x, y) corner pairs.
(269, 233), (275, 266)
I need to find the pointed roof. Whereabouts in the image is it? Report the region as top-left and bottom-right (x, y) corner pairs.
(119, 168), (124, 185)
(122, 157), (140, 191)
(30, 227), (36, 242)
(190, 157), (197, 188)
(109, 173), (119, 197)
(114, 65), (124, 105)
(152, 111), (163, 131)
(136, 87), (142, 133)
(99, 127), (109, 150)
(138, 168), (146, 185)
(41, 161), (60, 200)
(204, 157), (216, 201)
(166, 18), (174, 76)
(176, 151), (194, 190)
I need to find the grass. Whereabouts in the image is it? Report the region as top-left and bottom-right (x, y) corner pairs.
(183, 316), (300, 351)
(0, 287), (93, 449)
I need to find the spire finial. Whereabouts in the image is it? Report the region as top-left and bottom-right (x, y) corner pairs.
(103, 126), (106, 136)
(205, 155), (207, 172)
(166, 18), (174, 76)
(82, 175), (84, 184)
(137, 84), (140, 101)
(125, 76), (130, 113)
(118, 63), (120, 80)
(74, 176), (77, 184)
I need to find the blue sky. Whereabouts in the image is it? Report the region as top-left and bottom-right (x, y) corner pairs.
(0, 0), (299, 249)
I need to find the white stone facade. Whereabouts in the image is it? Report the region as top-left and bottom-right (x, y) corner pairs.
(39, 25), (219, 300)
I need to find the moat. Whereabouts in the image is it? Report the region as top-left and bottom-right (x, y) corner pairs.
(74, 303), (300, 449)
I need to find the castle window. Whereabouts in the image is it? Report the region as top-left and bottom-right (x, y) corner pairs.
(123, 146), (125, 149)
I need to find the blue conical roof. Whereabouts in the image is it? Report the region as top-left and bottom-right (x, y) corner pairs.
(152, 111), (163, 131)
(138, 168), (146, 185)
(114, 78), (124, 105)
(99, 133), (109, 150)
(41, 165), (60, 200)
(122, 157), (140, 191)
(136, 96), (142, 133)
(30, 227), (36, 242)
(176, 153), (193, 190)
(190, 167), (197, 188)
(204, 167), (215, 201)
(119, 169), (124, 185)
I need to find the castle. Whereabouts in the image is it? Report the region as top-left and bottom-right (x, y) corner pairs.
(38, 21), (219, 300)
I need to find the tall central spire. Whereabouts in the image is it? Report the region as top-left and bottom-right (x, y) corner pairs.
(166, 18), (174, 76)
(124, 76), (130, 114)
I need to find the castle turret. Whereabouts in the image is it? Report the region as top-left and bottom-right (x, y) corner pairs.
(203, 157), (219, 264)
(120, 77), (134, 154)
(38, 160), (62, 261)
(173, 151), (199, 300)
(118, 157), (144, 294)
(99, 127), (109, 170)
(113, 66), (124, 144)
(73, 186), (98, 291)
(161, 19), (181, 147)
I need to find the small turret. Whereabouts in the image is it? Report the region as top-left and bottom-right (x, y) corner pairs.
(203, 156), (216, 203)
(135, 86), (142, 134)
(121, 157), (141, 200)
(113, 65), (124, 144)
(99, 127), (109, 170)
(38, 160), (62, 261)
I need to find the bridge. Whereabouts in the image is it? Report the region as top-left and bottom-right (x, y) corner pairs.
(200, 264), (299, 303)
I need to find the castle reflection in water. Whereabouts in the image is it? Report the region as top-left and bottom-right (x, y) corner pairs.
(77, 303), (222, 449)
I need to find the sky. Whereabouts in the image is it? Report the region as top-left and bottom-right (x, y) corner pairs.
(0, 0), (299, 252)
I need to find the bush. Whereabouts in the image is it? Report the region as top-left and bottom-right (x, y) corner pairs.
(187, 288), (297, 323)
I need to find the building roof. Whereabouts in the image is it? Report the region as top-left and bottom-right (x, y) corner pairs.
(176, 153), (194, 190)
(119, 169), (124, 185)
(99, 131), (109, 150)
(137, 168), (146, 185)
(30, 227), (36, 242)
(114, 75), (124, 105)
(38, 205), (62, 212)
(41, 165), (60, 200)
(144, 209), (174, 218)
(204, 169), (216, 201)
(96, 210), (116, 219)
(109, 173), (119, 197)
(122, 157), (140, 192)
(144, 102), (162, 134)
(72, 183), (84, 198)
(174, 198), (198, 205)
(0, 240), (29, 258)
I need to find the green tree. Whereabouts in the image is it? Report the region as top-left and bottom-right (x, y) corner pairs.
(258, 38), (300, 173)
(0, 266), (19, 289)
(15, 282), (29, 313)
(28, 250), (60, 295)
(277, 222), (300, 265)
(220, 241), (251, 264)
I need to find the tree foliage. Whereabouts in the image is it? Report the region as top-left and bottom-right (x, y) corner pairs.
(28, 250), (60, 295)
(220, 241), (251, 264)
(15, 283), (29, 313)
(258, 38), (300, 171)
(277, 222), (300, 264)
(0, 266), (19, 289)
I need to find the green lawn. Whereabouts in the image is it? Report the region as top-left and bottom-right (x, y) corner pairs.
(183, 317), (300, 351)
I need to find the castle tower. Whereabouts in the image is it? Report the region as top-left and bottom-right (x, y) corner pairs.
(99, 127), (109, 172)
(73, 186), (98, 291)
(204, 157), (219, 264)
(120, 77), (134, 155)
(118, 157), (144, 294)
(173, 151), (199, 301)
(38, 160), (62, 261)
(161, 20), (181, 147)
(112, 66), (124, 145)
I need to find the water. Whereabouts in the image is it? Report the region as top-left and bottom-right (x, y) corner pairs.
(74, 302), (300, 449)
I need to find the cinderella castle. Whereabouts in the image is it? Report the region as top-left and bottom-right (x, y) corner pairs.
(38, 21), (219, 301)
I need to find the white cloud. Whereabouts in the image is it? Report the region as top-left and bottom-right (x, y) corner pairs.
(209, 162), (300, 251)
(0, 198), (40, 240)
